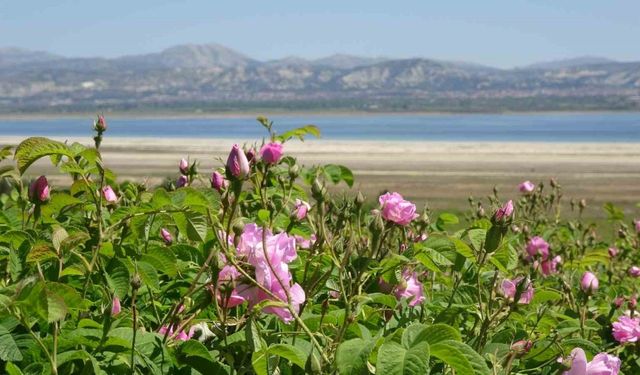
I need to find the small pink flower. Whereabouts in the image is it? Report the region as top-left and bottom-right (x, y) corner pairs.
(580, 271), (598, 294)
(216, 265), (247, 309)
(29, 175), (50, 203)
(608, 247), (619, 257)
(158, 325), (193, 341)
(94, 114), (107, 131)
(294, 234), (316, 249)
(378, 192), (418, 226)
(293, 199), (311, 220)
(614, 296), (625, 308)
(176, 175), (188, 188)
(211, 171), (227, 192)
(519, 180), (535, 193)
(101, 185), (117, 203)
(635, 220), (640, 233)
(111, 296), (121, 316)
(501, 277), (534, 304)
(226, 144), (250, 178)
(160, 228), (172, 245)
(630, 295), (637, 310)
(540, 255), (562, 276)
(612, 315), (640, 343)
(394, 269), (425, 307)
(494, 200), (514, 221)
(629, 266), (640, 278)
(259, 142), (284, 164)
(179, 158), (189, 175)
(526, 236), (549, 260)
(510, 340), (533, 355)
(562, 348), (620, 375)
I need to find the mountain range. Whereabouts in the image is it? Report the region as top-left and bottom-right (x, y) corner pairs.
(1, 44), (639, 113)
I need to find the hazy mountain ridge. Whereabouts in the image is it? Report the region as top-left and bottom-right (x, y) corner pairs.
(1, 44), (639, 113)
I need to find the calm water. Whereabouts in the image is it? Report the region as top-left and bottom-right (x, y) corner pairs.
(1, 113), (639, 142)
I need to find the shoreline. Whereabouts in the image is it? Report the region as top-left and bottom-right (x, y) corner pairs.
(2, 109), (640, 121)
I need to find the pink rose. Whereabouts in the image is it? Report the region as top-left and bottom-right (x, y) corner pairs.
(259, 142), (284, 164)
(519, 180), (535, 193)
(563, 348), (620, 375)
(211, 171), (227, 192)
(608, 247), (619, 257)
(160, 228), (172, 245)
(629, 266), (640, 278)
(378, 192), (418, 226)
(540, 255), (562, 276)
(394, 269), (425, 307)
(501, 277), (534, 304)
(226, 144), (250, 178)
(526, 236), (550, 260)
(612, 315), (640, 344)
(494, 200), (514, 221)
(179, 158), (189, 175)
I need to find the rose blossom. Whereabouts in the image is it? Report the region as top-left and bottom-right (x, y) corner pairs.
(539, 255), (562, 276)
(562, 347), (620, 375)
(160, 228), (172, 245)
(159, 325), (193, 341)
(608, 247), (619, 257)
(494, 200), (514, 221)
(393, 269), (425, 307)
(259, 142), (284, 164)
(629, 266), (640, 278)
(525, 236), (550, 260)
(378, 192), (418, 226)
(519, 180), (535, 193)
(612, 315), (640, 343)
(501, 277), (534, 304)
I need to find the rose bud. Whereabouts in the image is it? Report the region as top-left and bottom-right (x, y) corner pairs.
(111, 296), (121, 316)
(493, 200), (514, 223)
(259, 142), (284, 165)
(226, 144), (250, 178)
(635, 219), (640, 233)
(629, 295), (637, 310)
(580, 271), (599, 294)
(102, 185), (117, 203)
(608, 247), (619, 257)
(245, 148), (256, 164)
(179, 158), (189, 175)
(630, 266), (640, 278)
(160, 228), (173, 245)
(94, 114), (107, 132)
(211, 171), (227, 192)
(29, 175), (50, 203)
(614, 296), (625, 308)
(510, 340), (533, 355)
(176, 175), (188, 188)
(293, 199), (311, 220)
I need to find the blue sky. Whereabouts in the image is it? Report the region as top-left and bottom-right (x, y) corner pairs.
(1, 0), (638, 68)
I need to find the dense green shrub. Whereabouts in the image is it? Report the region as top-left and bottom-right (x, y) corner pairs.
(0, 116), (638, 374)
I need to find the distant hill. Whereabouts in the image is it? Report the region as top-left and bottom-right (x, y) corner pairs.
(0, 44), (639, 113)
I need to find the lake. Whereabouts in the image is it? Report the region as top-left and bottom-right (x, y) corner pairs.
(1, 112), (639, 142)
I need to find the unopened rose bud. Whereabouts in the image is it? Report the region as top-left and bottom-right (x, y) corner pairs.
(614, 296), (624, 308)
(94, 114), (107, 132)
(519, 180), (535, 194)
(630, 295), (637, 310)
(211, 171), (227, 192)
(629, 266), (640, 278)
(176, 175), (188, 188)
(355, 191), (365, 207)
(160, 228), (173, 245)
(232, 220), (245, 237)
(608, 247), (619, 257)
(510, 340), (532, 355)
(288, 164), (300, 179)
(579, 199), (587, 209)
(102, 185), (117, 203)
(131, 274), (142, 290)
(28, 175), (50, 203)
(111, 296), (121, 316)
(493, 200), (514, 223)
(311, 179), (326, 201)
(179, 158), (189, 175)
(226, 144), (250, 179)
(245, 148), (256, 164)
(292, 199), (311, 221)
(580, 271), (598, 294)
(477, 206), (486, 218)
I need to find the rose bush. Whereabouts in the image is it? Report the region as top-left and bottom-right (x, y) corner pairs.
(0, 116), (638, 374)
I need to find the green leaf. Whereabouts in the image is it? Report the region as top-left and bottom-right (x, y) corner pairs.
(137, 261), (160, 290)
(45, 288), (67, 322)
(275, 124), (321, 142)
(26, 243), (57, 264)
(603, 202), (625, 221)
(14, 137), (74, 174)
(178, 340), (231, 375)
(403, 323), (461, 348)
(106, 259), (130, 299)
(4, 362), (24, 375)
(269, 344), (307, 370)
(431, 340), (490, 375)
(376, 341), (430, 375)
(336, 338), (376, 375)
(141, 246), (178, 277)
(0, 325), (23, 361)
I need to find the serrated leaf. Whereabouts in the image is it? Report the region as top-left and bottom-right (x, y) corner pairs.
(141, 246), (178, 277)
(14, 137), (74, 174)
(269, 343), (307, 370)
(0, 325), (23, 361)
(137, 261), (160, 290)
(26, 243), (57, 263)
(431, 340), (490, 375)
(336, 338), (376, 375)
(403, 323), (461, 348)
(376, 341), (430, 375)
(106, 259), (130, 299)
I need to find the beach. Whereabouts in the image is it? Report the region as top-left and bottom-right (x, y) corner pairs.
(2, 135), (638, 215)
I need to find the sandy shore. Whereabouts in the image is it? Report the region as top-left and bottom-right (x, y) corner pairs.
(1, 135), (639, 214)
